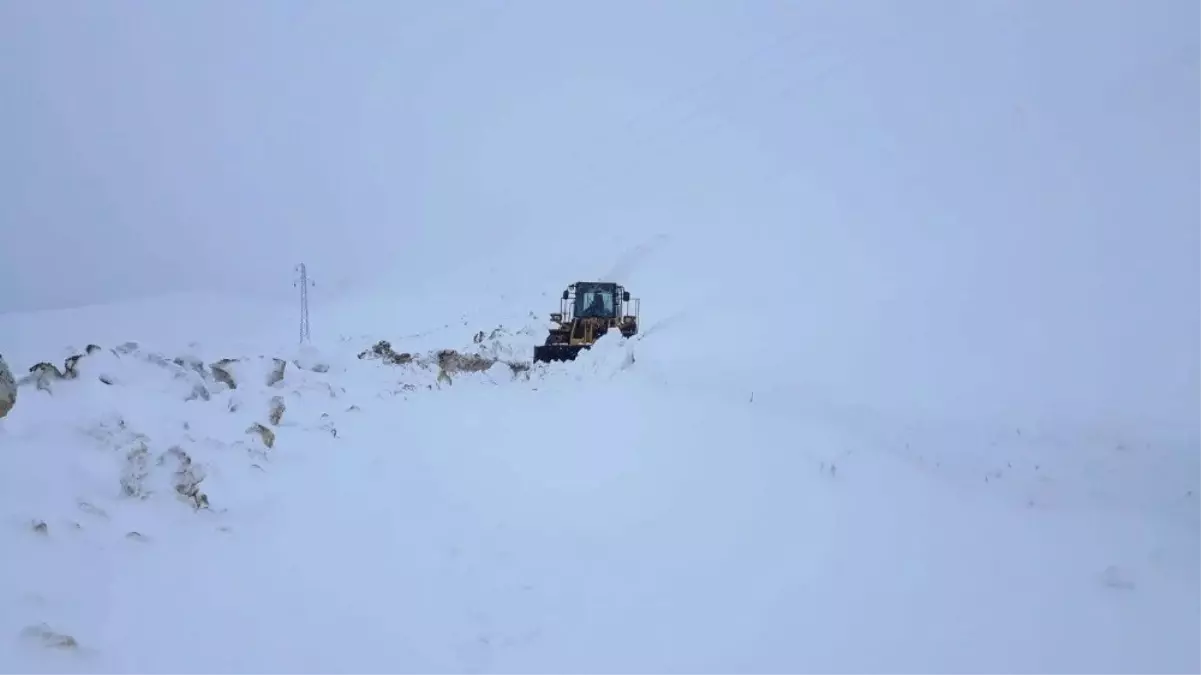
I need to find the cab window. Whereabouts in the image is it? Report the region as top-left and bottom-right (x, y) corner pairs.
(576, 290), (615, 317)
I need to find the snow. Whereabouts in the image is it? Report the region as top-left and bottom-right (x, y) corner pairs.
(1, 1), (1197, 672)
(0, 285), (1196, 674)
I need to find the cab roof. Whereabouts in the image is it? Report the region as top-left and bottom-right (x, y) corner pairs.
(573, 281), (618, 291)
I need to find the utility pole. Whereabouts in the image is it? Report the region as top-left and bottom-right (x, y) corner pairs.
(294, 263), (314, 344)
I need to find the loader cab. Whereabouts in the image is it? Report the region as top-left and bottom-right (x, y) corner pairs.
(574, 283), (618, 319)
(551, 281), (636, 325)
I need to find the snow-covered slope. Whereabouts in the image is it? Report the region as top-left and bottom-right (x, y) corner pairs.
(0, 284), (1196, 673)
(2, 0), (1197, 670)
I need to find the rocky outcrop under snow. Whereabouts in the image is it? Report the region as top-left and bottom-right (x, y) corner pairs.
(356, 336), (532, 383)
(3, 328), (634, 523)
(0, 323), (646, 663)
(0, 354), (15, 418)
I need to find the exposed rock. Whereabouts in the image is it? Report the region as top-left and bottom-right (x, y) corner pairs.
(162, 446), (208, 510)
(18, 345), (107, 392)
(437, 349), (495, 374)
(268, 396), (286, 426)
(27, 362), (64, 392)
(267, 358), (287, 386)
(361, 339), (526, 380)
(0, 354), (15, 418)
(210, 356), (288, 389)
(210, 359), (238, 389)
(30, 520), (47, 535)
(358, 340), (412, 365)
(436, 347), (531, 382)
(247, 422), (276, 449)
(63, 355), (83, 378)
(62, 348), (99, 378)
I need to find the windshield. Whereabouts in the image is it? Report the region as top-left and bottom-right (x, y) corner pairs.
(575, 289), (615, 318)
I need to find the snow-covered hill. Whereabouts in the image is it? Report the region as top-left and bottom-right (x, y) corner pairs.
(2, 0), (1197, 671)
(0, 286), (1196, 673)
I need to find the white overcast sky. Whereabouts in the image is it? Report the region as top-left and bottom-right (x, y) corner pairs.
(1, 1), (1197, 435)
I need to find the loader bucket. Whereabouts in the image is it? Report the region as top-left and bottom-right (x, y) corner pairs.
(533, 344), (588, 363)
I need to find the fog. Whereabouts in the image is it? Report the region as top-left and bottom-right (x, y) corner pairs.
(1, 1), (1197, 439)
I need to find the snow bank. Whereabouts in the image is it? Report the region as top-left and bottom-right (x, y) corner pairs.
(533, 330), (636, 385)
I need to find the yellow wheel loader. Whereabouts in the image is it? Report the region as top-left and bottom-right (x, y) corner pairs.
(533, 281), (639, 363)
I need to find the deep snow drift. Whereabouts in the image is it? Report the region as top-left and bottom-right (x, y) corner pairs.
(0, 289), (1196, 674)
